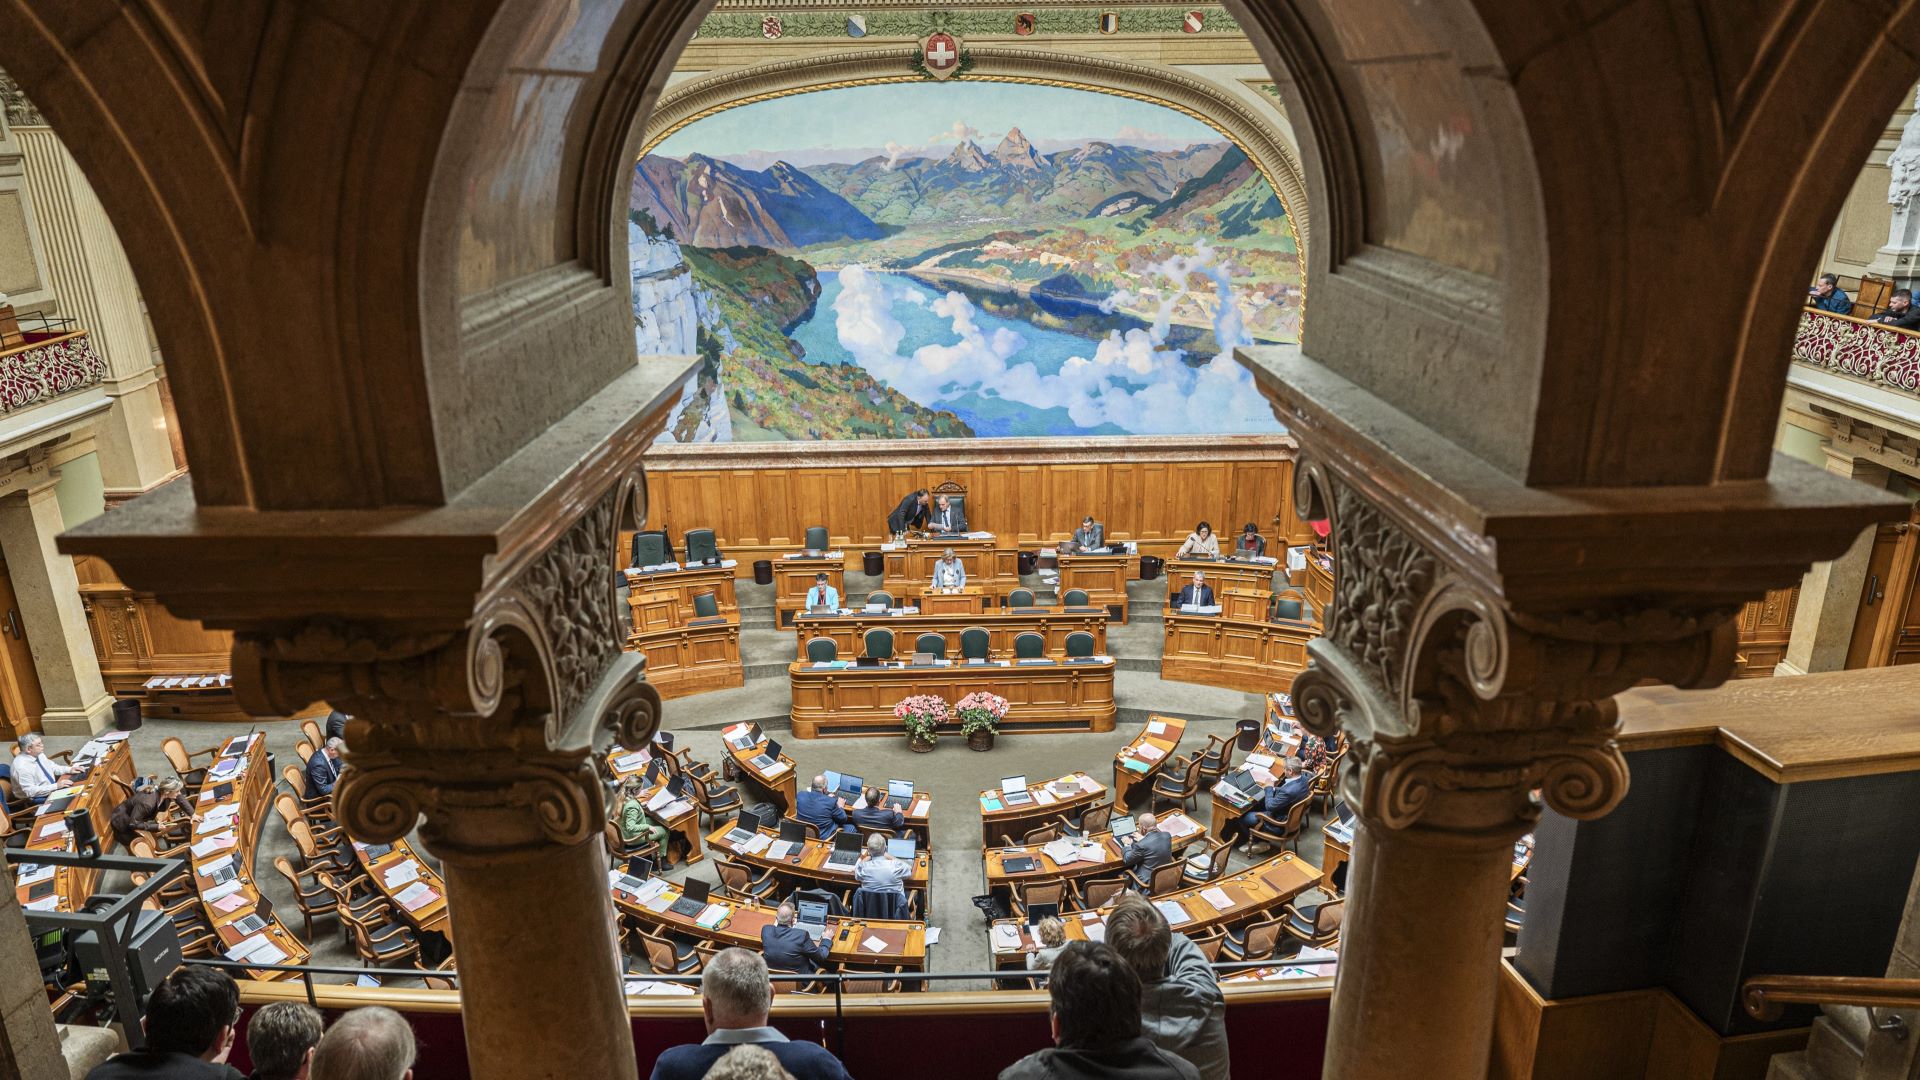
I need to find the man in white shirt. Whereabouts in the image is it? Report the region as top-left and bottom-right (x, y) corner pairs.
(804, 573), (839, 610)
(932, 549), (967, 589)
(11, 733), (72, 802)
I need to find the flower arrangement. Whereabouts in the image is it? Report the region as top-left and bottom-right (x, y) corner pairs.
(955, 691), (1009, 736)
(894, 694), (952, 744)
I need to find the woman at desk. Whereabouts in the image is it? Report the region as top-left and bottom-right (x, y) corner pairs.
(1175, 522), (1219, 559)
(109, 776), (197, 847)
(1233, 523), (1266, 557)
(614, 776), (673, 865)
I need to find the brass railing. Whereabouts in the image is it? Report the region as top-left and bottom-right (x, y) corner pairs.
(1745, 974), (1920, 1026)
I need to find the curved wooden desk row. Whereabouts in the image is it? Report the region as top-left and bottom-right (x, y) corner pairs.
(979, 772), (1108, 846)
(721, 725), (933, 842)
(1164, 557), (1278, 599)
(1111, 715), (1187, 812)
(1160, 608), (1314, 695)
(604, 747), (706, 864)
(351, 837), (450, 937)
(610, 874), (927, 969)
(988, 851), (1321, 969)
(629, 618), (744, 700)
(789, 659), (1116, 739)
(792, 607), (1108, 662)
(189, 734), (311, 979)
(983, 811), (1206, 892)
(1054, 551), (1134, 622)
(15, 737), (134, 915)
(623, 562), (740, 619)
(703, 822), (932, 903)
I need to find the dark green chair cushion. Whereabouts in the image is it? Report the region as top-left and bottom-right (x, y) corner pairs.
(806, 638), (838, 662)
(1014, 632), (1045, 658)
(864, 628), (894, 659)
(915, 633), (946, 658)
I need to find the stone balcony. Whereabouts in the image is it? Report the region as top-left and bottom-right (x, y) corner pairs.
(0, 327), (112, 462)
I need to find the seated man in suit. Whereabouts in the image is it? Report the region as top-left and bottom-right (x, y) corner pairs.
(1174, 572), (1215, 609)
(849, 786), (908, 838)
(885, 489), (928, 535)
(853, 832), (912, 898)
(804, 572), (839, 611)
(1070, 515), (1105, 552)
(649, 948), (854, 1080)
(931, 548), (967, 589)
(305, 737), (345, 796)
(928, 493), (968, 534)
(760, 901), (829, 974)
(1232, 523), (1266, 558)
(795, 775), (849, 838)
(1122, 811), (1174, 889)
(1231, 756), (1312, 853)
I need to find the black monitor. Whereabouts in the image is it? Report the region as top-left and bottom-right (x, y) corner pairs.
(74, 908), (181, 1003)
(831, 830), (861, 854)
(626, 855), (655, 879)
(779, 819), (807, 843)
(1026, 903), (1060, 926)
(681, 878), (710, 904)
(764, 739), (782, 762)
(667, 775), (687, 798)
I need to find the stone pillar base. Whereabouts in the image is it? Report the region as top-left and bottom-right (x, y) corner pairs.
(39, 692), (114, 736)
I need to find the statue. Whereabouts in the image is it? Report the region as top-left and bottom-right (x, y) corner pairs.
(1891, 86), (1920, 208)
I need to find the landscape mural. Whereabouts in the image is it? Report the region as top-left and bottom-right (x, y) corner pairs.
(632, 81), (1302, 442)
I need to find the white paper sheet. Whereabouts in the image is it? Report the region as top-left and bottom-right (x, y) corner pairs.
(861, 935), (889, 953)
(382, 863), (422, 889)
(1147, 721), (1168, 735)
(1202, 887), (1234, 911)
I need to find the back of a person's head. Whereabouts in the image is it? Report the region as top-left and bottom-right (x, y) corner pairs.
(310, 1006), (416, 1080)
(1104, 893), (1172, 985)
(247, 1001), (325, 1080)
(706, 1043), (795, 1080)
(143, 965), (240, 1057)
(704, 948), (772, 1025)
(1049, 942), (1143, 1049)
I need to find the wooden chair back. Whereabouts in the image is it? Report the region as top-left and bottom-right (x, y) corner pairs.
(273, 792), (304, 831)
(1022, 821), (1061, 845)
(641, 932), (683, 974)
(1081, 878), (1126, 910)
(282, 765), (311, 800)
(1148, 861), (1185, 896)
(1190, 927), (1226, 961)
(1079, 803), (1112, 835)
(1242, 917), (1283, 960)
(1857, 274), (1897, 317)
(160, 737), (192, 776)
(293, 739), (315, 765)
(300, 719), (325, 748)
(1021, 879), (1067, 911)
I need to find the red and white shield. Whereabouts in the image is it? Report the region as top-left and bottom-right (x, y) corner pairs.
(761, 14), (783, 38)
(922, 32), (961, 80)
(1182, 10), (1204, 32)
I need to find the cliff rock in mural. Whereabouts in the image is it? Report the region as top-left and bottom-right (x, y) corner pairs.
(637, 81), (1302, 442)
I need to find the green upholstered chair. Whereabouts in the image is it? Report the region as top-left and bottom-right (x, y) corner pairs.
(867, 591), (894, 608)
(1271, 593), (1305, 621)
(1062, 588), (1090, 606)
(804, 526), (830, 551)
(805, 637), (838, 662)
(693, 592), (720, 618)
(1064, 631), (1096, 658)
(864, 628), (895, 660)
(684, 528), (721, 564)
(631, 532), (668, 567)
(915, 633), (946, 659)
(1009, 589), (1036, 608)
(960, 627), (991, 660)
(1014, 632), (1045, 659)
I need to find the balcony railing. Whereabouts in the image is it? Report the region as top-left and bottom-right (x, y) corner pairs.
(1792, 308), (1920, 393)
(0, 324), (107, 413)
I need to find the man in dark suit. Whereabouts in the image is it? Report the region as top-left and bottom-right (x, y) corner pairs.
(885, 489), (928, 535)
(305, 738), (343, 797)
(649, 949), (854, 1080)
(928, 493), (967, 533)
(760, 902), (829, 974)
(1122, 811), (1175, 889)
(795, 775), (849, 838)
(323, 710), (349, 742)
(849, 786), (907, 838)
(86, 966), (245, 1079)
(1174, 571), (1215, 608)
(1235, 756), (1312, 853)
(1070, 515), (1104, 551)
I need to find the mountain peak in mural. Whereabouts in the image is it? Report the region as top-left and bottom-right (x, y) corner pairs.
(992, 127), (1047, 171)
(942, 139), (994, 172)
(632, 153), (886, 249)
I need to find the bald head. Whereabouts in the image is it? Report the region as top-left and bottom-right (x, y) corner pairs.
(310, 1006), (415, 1080)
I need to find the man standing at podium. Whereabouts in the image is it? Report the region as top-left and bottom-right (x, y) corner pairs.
(886, 489), (928, 535)
(1174, 572), (1214, 609)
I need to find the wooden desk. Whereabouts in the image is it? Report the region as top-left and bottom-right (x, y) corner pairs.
(979, 771), (1107, 846)
(883, 535), (1016, 587)
(611, 877), (927, 970)
(792, 607), (1108, 662)
(605, 747), (704, 864)
(983, 812), (1205, 896)
(989, 851), (1321, 968)
(1206, 744), (1300, 843)
(721, 724), (799, 814)
(629, 617), (743, 699)
(1160, 608), (1314, 694)
(190, 735), (311, 979)
(1303, 551), (1334, 617)
(624, 564), (739, 618)
(703, 823), (932, 908)
(911, 587), (992, 616)
(1220, 588), (1269, 621)
(352, 837), (451, 937)
(1113, 715), (1187, 812)
(1056, 551), (1134, 622)
(790, 658), (1116, 739)
(1319, 827), (1349, 892)
(16, 738), (133, 914)
(1166, 557), (1277, 600)
(773, 556), (845, 628)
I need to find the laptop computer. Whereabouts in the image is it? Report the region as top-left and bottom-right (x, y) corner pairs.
(837, 773), (864, 800)
(750, 739), (782, 772)
(1001, 855), (1039, 874)
(1109, 815), (1139, 842)
(885, 779), (914, 811)
(778, 818), (808, 844)
(360, 843), (395, 860)
(1026, 903), (1060, 926)
(911, 652), (936, 666)
(625, 855), (655, 880)
(668, 878), (710, 918)
(886, 836), (917, 860)
(855, 656), (883, 668)
(204, 861), (239, 886)
(824, 830), (862, 868)
(722, 810), (763, 847)
(666, 775), (688, 800)
(229, 913), (268, 937)
(1000, 776), (1032, 806)
(795, 898), (830, 939)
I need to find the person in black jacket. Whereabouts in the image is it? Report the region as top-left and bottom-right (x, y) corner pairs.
(760, 902), (829, 974)
(849, 786), (907, 838)
(110, 776), (197, 847)
(885, 489), (928, 535)
(1873, 289), (1920, 330)
(1122, 811), (1175, 889)
(650, 949), (853, 1080)
(86, 967), (245, 1080)
(998, 942), (1199, 1080)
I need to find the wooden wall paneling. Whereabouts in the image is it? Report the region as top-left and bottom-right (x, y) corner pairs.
(1136, 462), (1171, 541)
(1046, 464), (1100, 541)
(1732, 584), (1801, 678)
(1011, 465), (1044, 542)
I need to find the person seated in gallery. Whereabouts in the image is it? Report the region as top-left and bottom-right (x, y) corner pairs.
(1873, 288), (1920, 330)
(886, 489), (929, 535)
(928, 493), (968, 534)
(1231, 523), (1266, 558)
(796, 775), (850, 839)
(932, 548), (967, 589)
(1174, 572), (1215, 609)
(1068, 516), (1104, 552)
(998, 942), (1199, 1080)
(1807, 272), (1851, 314)
(1121, 811), (1174, 889)
(760, 901), (829, 975)
(849, 786), (908, 838)
(1174, 522), (1219, 559)
(1228, 756), (1313, 854)
(804, 572), (839, 612)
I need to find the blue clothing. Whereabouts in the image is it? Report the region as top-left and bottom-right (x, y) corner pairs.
(850, 804), (906, 836)
(1811, 288), (1851, 314)
(1175, 585), (1215, 608)
(761, 923), (829, 974)
(804, 584), (840, 609)
(649, 1029), (853, 1080)
(305, 751), (341, 796)
(1239, 774), (1313, 832)
(795, 788), (848, 838)
(932, 559), (967, 588)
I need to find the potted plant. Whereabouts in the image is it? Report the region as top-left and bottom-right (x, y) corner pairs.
(956, 691), (1009, 752)
(895, 694), (950, 752)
